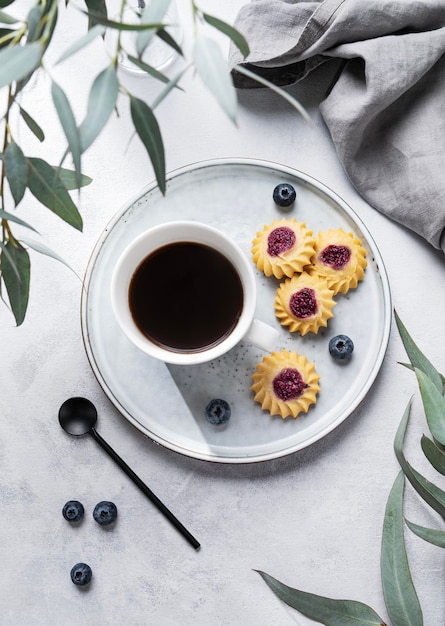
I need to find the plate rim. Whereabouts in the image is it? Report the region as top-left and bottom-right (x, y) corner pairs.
(80, 157), (392, 464)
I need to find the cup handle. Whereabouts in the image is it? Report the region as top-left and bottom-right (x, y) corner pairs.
(243, 319), (280, 353)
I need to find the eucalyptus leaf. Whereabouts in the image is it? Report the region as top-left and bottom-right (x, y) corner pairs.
(19, 106), (45, 142)
(1, 241), (30, 326)
(415, 368), (445, 446)
(234, 64), (312, 125)
(0, 241), (21, 281)
(203, 12), (249, 58)
(394, 399), (445, 517)
(26, 5), (43, 42)
(15, 23), (50, 94)
(0, 210), (38, 233)
(381, 471), (423, 626)
(155, 28), (182, 56)
(0, 9), (18, 24)
(4, 140), (27, 206)
(126, 54), (171, 83)
(151, 64), (189, 110)
(405, 518), (445, 548)
(20, 236), (78, 278)
(257, 571), (386, 625)
(193, 35), (237, 124)
(56, 23), (105, 64)
(56, 167), (92, 190)
(406, 464), (445, 518)
(79, 65), (118, 152)
(84, 0), (107, 30)
(130, 95), (165, 194)
(0, 41), (43, 89)
(82, 10), (163, 32)
(395, 310), (443, 393)
(136, 0), (171, 57)
(51, 80), (81, 186)
(421, 435), (445, 475)
(26, 157), (83, 231)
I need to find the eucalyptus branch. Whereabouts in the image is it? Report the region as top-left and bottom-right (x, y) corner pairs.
(0, 0), (308, 327)
(258, 312), (443, 625)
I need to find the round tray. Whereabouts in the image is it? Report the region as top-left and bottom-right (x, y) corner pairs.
(81, 158), (392, 463)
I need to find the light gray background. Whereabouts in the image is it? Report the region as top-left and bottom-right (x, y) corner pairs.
(1, 1), (444, 624)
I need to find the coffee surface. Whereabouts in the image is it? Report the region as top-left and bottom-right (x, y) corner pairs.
(129, 242), (244, 353)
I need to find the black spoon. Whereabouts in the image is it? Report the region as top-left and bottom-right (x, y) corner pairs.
(58, 397), (200, 550)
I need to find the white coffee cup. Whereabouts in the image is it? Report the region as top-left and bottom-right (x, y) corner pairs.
(110, 221), (280, 365)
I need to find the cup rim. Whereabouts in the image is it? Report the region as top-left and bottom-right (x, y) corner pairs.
(110, 221), (257, 365)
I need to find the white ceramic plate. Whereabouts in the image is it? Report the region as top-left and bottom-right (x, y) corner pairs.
(81, 158), (391, 463)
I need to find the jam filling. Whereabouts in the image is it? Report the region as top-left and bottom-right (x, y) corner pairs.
(273, 368), (308, 401)
(267, 227), (296, 257)
(289, 287), (317, 319)
(319, 245), (351, 270)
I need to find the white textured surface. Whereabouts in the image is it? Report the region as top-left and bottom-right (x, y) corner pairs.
(1, 1), (445, 624)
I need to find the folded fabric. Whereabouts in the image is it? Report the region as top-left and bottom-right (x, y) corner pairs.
(229, 0), (445, 252)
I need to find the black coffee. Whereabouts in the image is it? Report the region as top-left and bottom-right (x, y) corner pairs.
(129, 242), (244, 353)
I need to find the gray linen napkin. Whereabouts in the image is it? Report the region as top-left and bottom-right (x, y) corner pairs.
(230, 0), (445, 252)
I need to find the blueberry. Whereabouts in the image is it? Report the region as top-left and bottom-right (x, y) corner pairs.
(62, 500), (84, 523)
(70, 562), (92, 586)
(329, 334), (354, 360)
(205, 399), (231, 425)
(93, 501), (118, 526)
(273, 183), (296, 208)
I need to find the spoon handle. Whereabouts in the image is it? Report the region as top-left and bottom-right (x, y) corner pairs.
(90, 428), (200, 550)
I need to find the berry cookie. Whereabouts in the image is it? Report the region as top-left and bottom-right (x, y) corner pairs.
(308, 228), (367, 295)
(251, 349), (320, 419)
(274, 272), (336, 335)
(252, 218), (316, 279)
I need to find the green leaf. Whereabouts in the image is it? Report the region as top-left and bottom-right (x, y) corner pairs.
(421, 435), (445, 475)
(233, 64), (312, 125)
(0, 9), (18, 24)
(381, 472), (423, 626)
(0, 41), (43, 89)
(1, 241), (30, 325)
(155, 28), (182, 56)
(394, 399), (445, 517)
(81, 10), (163, 32)
(0, 240), (20, 281)
(79, 65), (118, 152)
(136, 0), (171, 57)
(84, 0), (107, 30)
(193, 35), (237, 124)
(51, 80), (81, 187)
(395, 310), (443, 393)
(19, 106), (44, 142)
(130, 95), (165, 194)
(151, 64), (189, 110)
(405, 519), (445, 548)
(0, 209), (38, 233)
(4, 140), (27, 205)
(203, 13), (249, 58)
(26, 5), (43, 42)
(56, 23), (105, 64)
(126, 54), (171, 83)
(257, 571), (386, 625)
(415, 368), (445, 445)
(56, 167), (92, 190)
(20, 236), (78, 278)
(26, 157), (83, 231)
